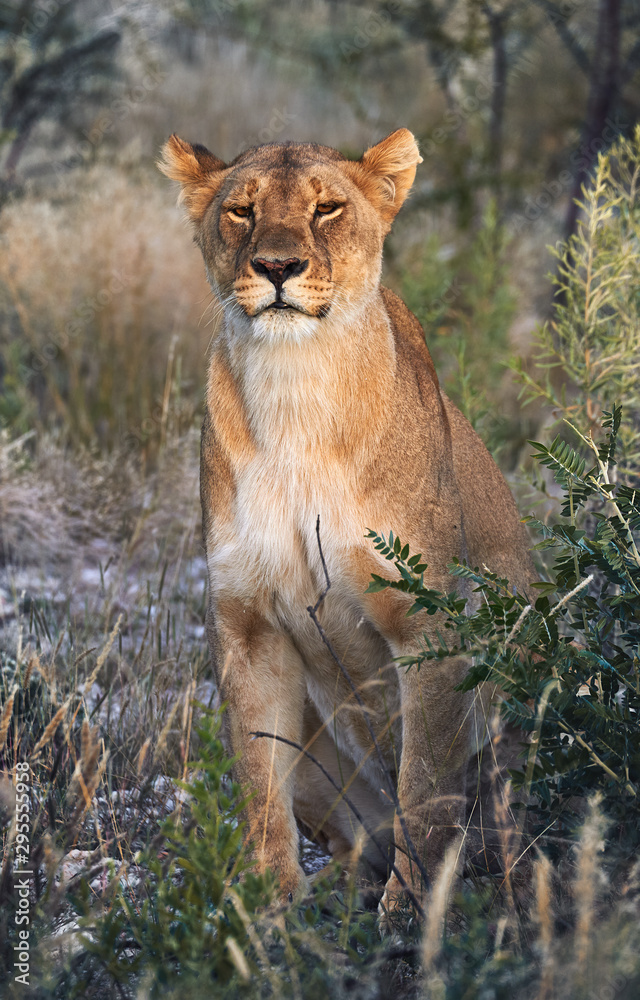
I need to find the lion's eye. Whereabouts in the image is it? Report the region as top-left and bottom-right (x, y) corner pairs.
(229, 206), (252, 218)
(315, 202), (340, 216)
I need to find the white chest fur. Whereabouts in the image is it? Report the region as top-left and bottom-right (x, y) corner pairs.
(208, 317), (394, 608)
(208, 447), (363, 609)
(205, 315), (405, 777)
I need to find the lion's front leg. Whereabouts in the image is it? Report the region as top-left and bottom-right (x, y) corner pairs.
(380, 650), (472, 920)
(212, 599), (308, 900)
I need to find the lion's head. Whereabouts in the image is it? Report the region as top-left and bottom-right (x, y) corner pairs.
(159, 130), (421, 343)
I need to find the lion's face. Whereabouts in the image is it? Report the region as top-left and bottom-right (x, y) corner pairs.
(201, 145), (385, 343)
(160, 131), (422, 343)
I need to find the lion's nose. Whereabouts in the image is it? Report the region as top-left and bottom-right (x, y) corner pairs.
(251, 257), (307, 292)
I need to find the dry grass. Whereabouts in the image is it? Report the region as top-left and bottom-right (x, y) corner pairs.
(0, 419), (209, 777)
(415, 797), (640, 1000)
(0, 165), (211, 454)
(0, 409), (215, 992)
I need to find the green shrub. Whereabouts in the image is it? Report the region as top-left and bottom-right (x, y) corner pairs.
(69, 708), (276, 996)
(511, 126), (640, 477)
(366, 402), (640, 849)
(67, 708), (412, 999)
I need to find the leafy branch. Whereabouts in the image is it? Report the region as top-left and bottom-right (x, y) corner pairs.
(367, 409), (640, 838)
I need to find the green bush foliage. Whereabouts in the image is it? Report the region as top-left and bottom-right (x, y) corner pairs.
(69, 709), (276, 996)
(367, 404), (640, 848)
(512, 126), (640, 476)
(65, 709), (414, 999)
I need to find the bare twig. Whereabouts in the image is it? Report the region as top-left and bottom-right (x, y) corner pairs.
(307, 515), (431, 893)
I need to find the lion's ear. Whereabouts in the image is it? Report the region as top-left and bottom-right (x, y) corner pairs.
(158, 135), (227, 222)
(350, 128), (422, 226)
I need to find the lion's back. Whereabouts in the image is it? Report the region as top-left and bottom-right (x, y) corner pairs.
(381, 285), (535, 594)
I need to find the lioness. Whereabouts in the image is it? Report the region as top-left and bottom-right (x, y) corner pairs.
(160, 128), (534, 915)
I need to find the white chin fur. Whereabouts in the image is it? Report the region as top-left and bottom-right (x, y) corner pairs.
(250, 309), (320, 344)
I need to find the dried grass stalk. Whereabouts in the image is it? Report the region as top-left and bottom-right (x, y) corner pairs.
(29, 652), (48, 685)
(136, 738), (151, 775)
(534, 851), (554, 999)
(82, 614), (123, 697)
(228, 888), (281, 994)
(0, 686), (17, 751)
(22, 656), (37, 689)
(226, 936), (250, 981)
(574, 793), (607, 971)
(32, 698), (71, 756)
(155, 699), (181, 761)
(422, 836), (462, 977)
(494, 777), (520, 910)
(80, 720), (100, 775)
(71, 745), (109, 827)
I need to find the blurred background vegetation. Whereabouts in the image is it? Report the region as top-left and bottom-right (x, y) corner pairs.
(1, 2), (640, 997)
(1, 0), (640, 462)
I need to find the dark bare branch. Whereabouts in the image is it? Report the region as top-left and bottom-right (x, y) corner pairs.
(310, 514), (331, 614)
(564, 0), (622, 242)
(2, 30), (120, 130)
(481, 2), (510, 199)
(530, 0), (591, 76)
(621, 37), (640, 85)
(250, 729), (424, 917)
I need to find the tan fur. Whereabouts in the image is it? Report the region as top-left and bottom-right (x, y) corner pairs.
(160, 129), (535, 912)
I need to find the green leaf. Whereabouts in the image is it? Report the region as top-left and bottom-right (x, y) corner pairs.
(529, 435), (586, 484)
